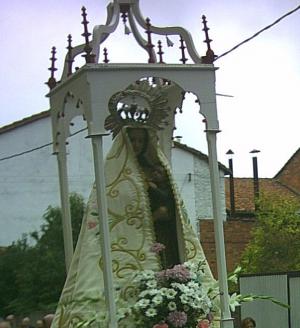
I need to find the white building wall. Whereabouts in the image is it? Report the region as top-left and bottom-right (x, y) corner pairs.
(194, 156), (226, 221)
(171, 147), (198, 232)
(0, 115), (226, 246)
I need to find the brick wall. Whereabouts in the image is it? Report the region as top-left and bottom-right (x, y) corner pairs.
(199, 218), (256, 278)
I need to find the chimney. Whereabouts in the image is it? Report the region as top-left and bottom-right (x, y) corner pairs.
(226, 149), (235, 217)
(250, 149), (260, 211)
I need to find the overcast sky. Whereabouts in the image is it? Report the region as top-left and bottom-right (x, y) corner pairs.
(1, 0), (299, 177)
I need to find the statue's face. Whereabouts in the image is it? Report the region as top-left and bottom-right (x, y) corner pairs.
(128, 128), (147, 155)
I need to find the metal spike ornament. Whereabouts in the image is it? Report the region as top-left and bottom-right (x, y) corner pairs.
(179, 36), (188, 64)
(66, 34), (74, 76)
(201, 15), (215, 64)
(46, 47), (57, 89)
(145, 17), (155, 63)
(103, 48), (109, 63)
(81, 6), (96, 63)
(157, 40), (164, 63)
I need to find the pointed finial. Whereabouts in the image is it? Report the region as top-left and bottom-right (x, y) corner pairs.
(81, 6), (95, 63)
(145, 17), (155, 63)
(201, 15), (215, 64)
(46, 46), (57, 89)
(179, 36), (188, 64)
(66, 34), (74, 76)
(157, 40), (164, 63)
(103, 48), (109, 63)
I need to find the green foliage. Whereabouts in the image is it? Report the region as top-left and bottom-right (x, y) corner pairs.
(240, 193), (300, 274)
(0, 193), (85, 317)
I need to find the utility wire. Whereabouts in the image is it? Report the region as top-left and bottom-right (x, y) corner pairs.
(0, 127), (88, 162)
(215, 4), (300, 61)
(1, 5), (300, 162)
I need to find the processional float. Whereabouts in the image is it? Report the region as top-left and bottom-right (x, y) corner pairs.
(46, 1), (234, 327)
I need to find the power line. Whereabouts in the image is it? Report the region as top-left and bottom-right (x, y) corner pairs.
(1, 6), (300, 162)
(0, 127), (88, 162)
(215, 4), (300, 61)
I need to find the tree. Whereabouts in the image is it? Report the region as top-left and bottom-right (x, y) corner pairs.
(0, 193), (85, 316)
(240, 192), (300, 274)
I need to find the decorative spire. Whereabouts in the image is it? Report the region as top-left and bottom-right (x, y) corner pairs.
(46, 47), (57, 89)
(121, 12), (131, 35)
(66, 34), (74, 76)
(103, 48), (109, 63)
(145, 17), (155, 63)
(81, 6), (95, 63)
(179, 36), (188, 64)
(157, 40), (164, 63)
(201, 15), (215, 64)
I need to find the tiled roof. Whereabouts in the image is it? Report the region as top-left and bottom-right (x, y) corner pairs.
(225, 177), (299, 212)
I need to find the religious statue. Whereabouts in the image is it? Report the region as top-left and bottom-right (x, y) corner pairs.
(50, 81), (219, 328)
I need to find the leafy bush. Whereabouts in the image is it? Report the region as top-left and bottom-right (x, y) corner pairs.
(0, 193), (85, 316)
(241, 193), (300, 273)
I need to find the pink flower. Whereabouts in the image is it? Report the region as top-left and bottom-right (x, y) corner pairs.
(197, 319), (210, 328)
(156, 264), (191, 282)
(150, 242), (166, 254)
(167, 311), (187, 327)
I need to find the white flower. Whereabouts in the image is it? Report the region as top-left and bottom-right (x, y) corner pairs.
(148, 289), (159, 296)
(146, 279), (157, 288)
(152, 295), (163, 305)
(171, 282), (185, 292)
(229, 293), (241, 312)
(136, 298), (150, 308)
(139, 289), (159, 297)
(187, 281), (199, 289)
(183, 287), (194, 296)
(168, 301), (177, 311)
(179, 294), (189, 304)
(191, 298), (202, 309)
(140, 270), (155, 280)
(160, 287), (168, 296)
(166, 288), (177, 299)
(145, 307), (157, 317)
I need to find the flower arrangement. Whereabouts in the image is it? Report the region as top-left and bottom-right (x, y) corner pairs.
(124, 243), (289, 328)
(130, 243), (218, 328)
